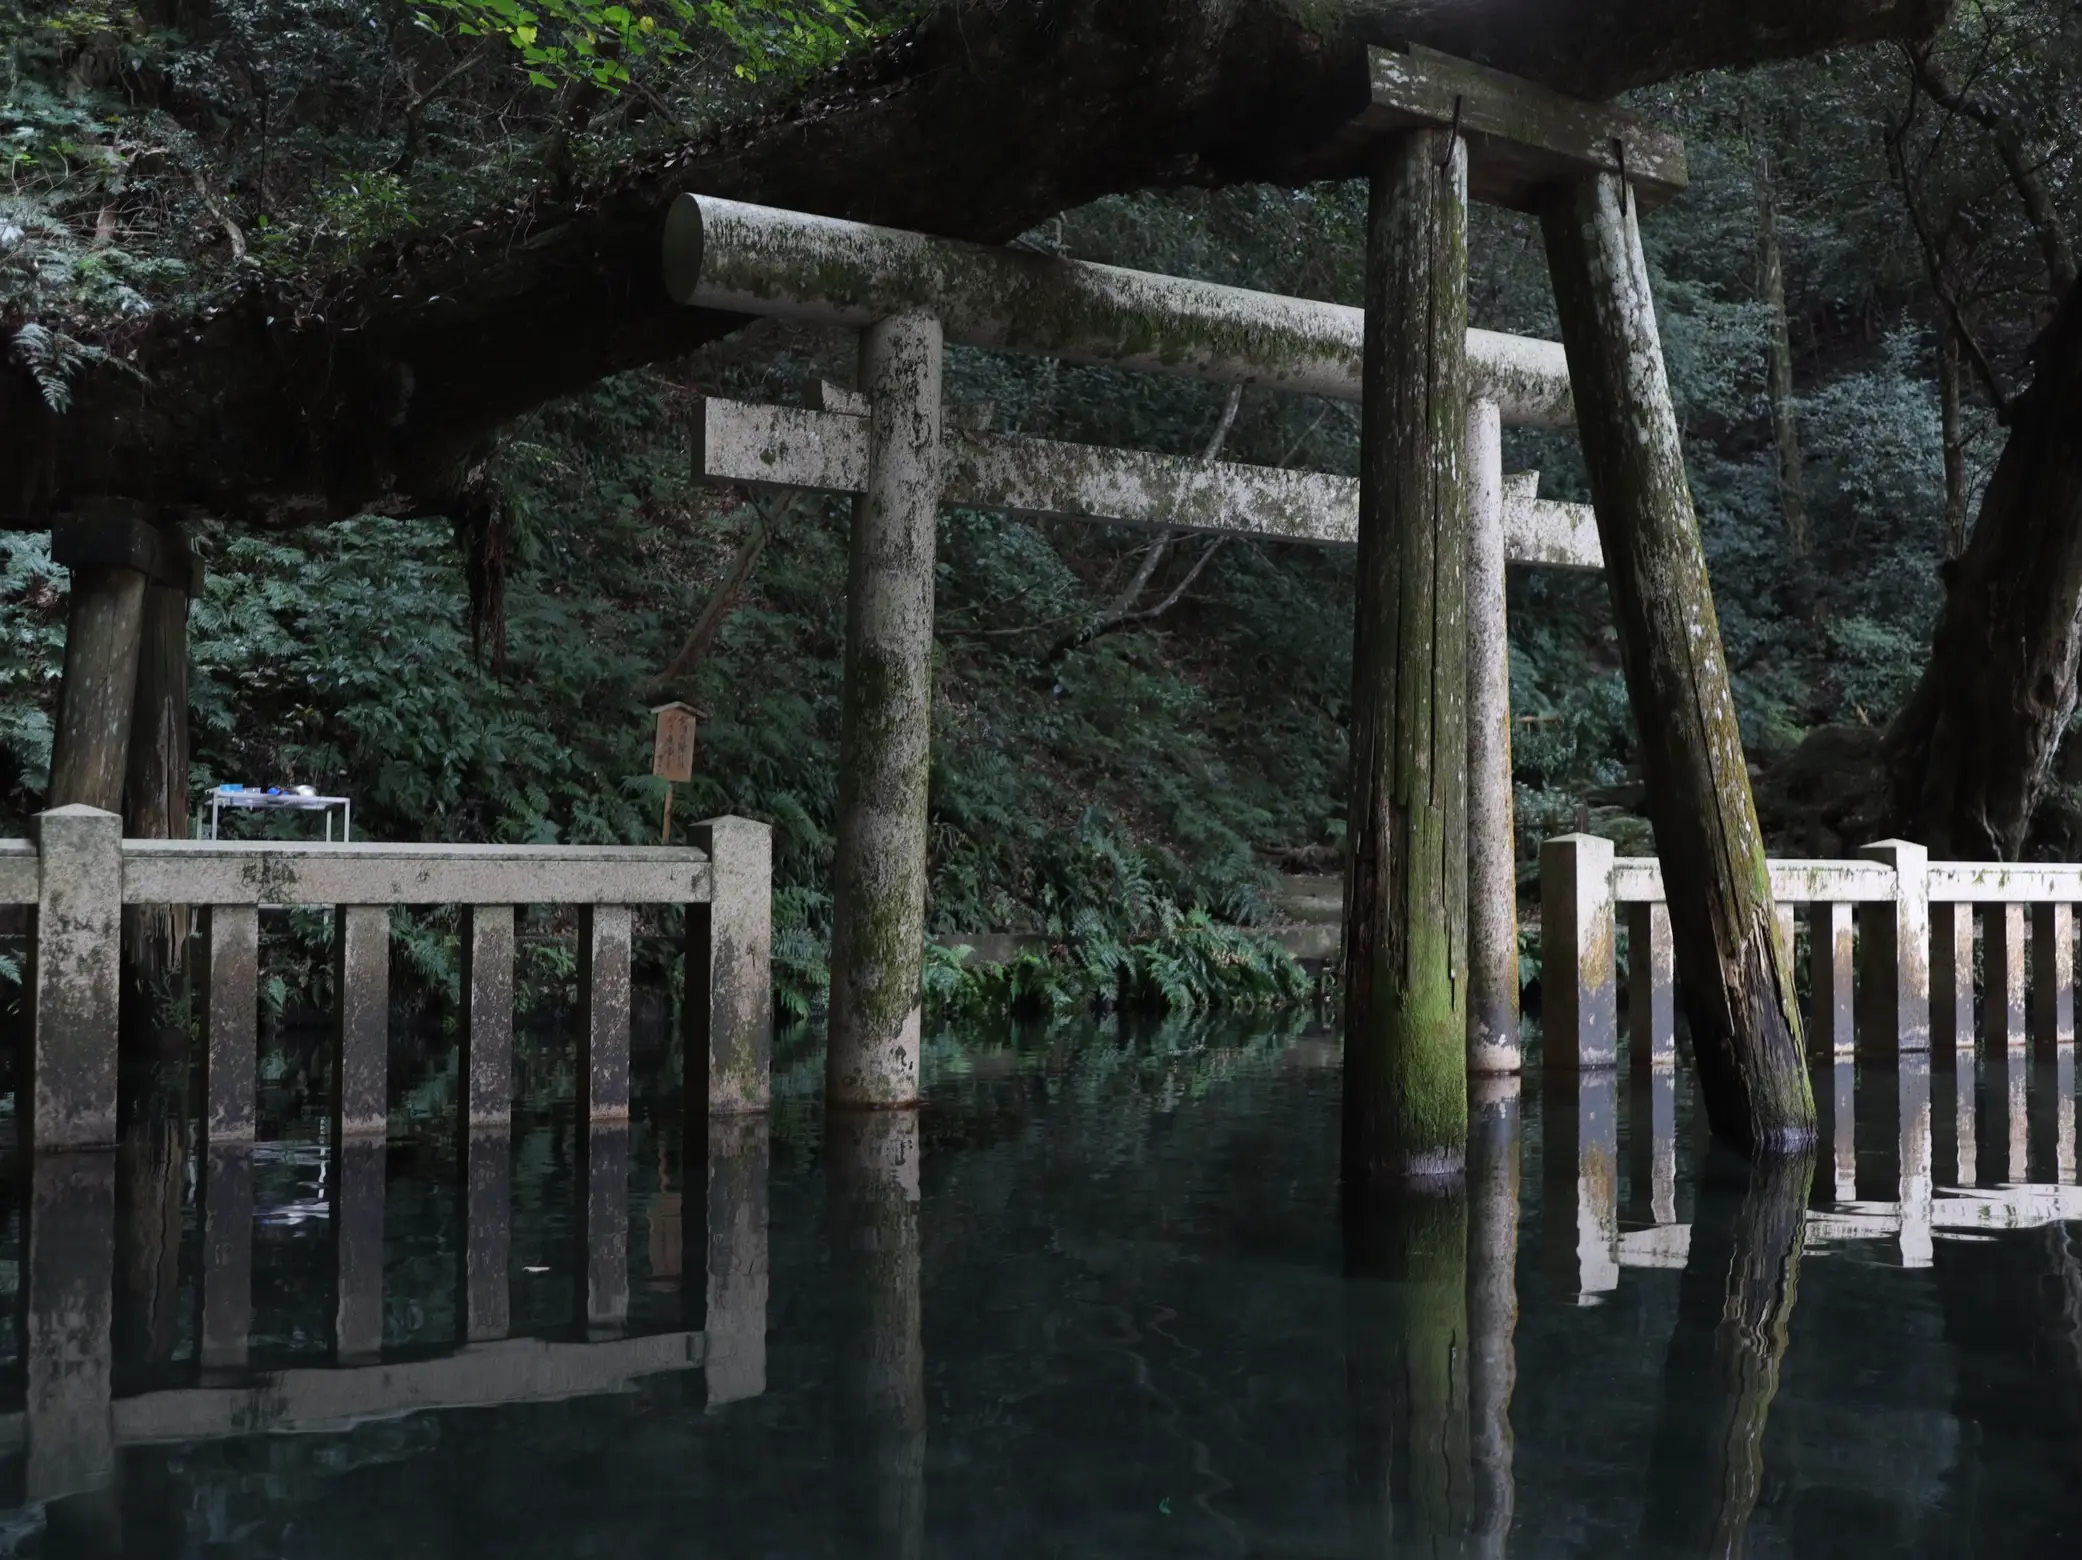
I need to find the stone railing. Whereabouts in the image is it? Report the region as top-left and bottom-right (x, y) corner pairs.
(3, 805), (772, 1149)
(1541, 834), (2082, 1066)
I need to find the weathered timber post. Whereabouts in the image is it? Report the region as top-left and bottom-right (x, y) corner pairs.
(1541, 172), (1813, 1156)
(120, 526), (200, 1020)
(1342, 126), (1472, 1193)
(47, 503), (157, 813)
(827, 312), (943, 1110)
(1466, 398), (1520, 1077)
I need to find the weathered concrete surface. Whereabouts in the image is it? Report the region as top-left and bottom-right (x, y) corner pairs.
(1466, 399), (1520, 1077)
(460, 904), (516, 1129)
(25, 1149), (115, 1506)
(695, 393), (1604, 566)
(1858, 840), (1930, 1057)
(1625, 900), (1675, 1072)
(122, 839), (711, 906)
(331, 904), (390, 1139)
(331, 1136), (385, 1363)
(689, 817), (773, 1115)
(827, 1108), (925, 1558)
(1612, 856), (1898, 905)
(1806, 902), (1855, 1059)
(1983, 902), (2028, 1055)
(0, 836), (35, 902)
(461, 1129), (512, 1344)
(111, 1332), (703, 1444)
(1541, 834), (1616, 1070)
(199, 1144), (253, 1378)
(1931, 901), (1975, 1053)
(1928, 862), (2082, 901)
(577, 1122), (631, 1341)
(665, 195), (1575, 427)
(30, 807), (123, 1150)
(1342, 128), (1472, 1190)
(200, 904), (259, 1145)
(828, 312), (942, 1109)
(702, 1113), (770, 1408)
(578, 904), (634, 1124)
(2033, 902), (2075, 1055)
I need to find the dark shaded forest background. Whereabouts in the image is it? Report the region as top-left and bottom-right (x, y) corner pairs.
(2, 0), (2076, 1015)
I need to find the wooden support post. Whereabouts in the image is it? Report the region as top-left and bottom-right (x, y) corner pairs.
(331, 905), (389, 1139)
(1625, 901), (1674, 1074)
(47, 505), (155, 814)
(460, 905), (515, 1129)
(1467, 1076), (1519, 1560)
(198, 1143), (253, 1377)
(121, 527), (198, 1019)
(828, 311), (943, 1110)
(1857, 840), (1930, 1057)
(198, 905), (258, 1146)
(2033, 902), (2074, 1055)
(1542, 171), (1811, 1156)
(1466, 398), (1520, 1077)
(1807, 902), (1855, 1058)
(1931, 901), (1975, 1055)
(1982, 903), (2027, 1054)
(1540, 834), (1616, 1070)
(29, 805), (123, 1149)
(688, 817), (773, 1115)
(577, 904), (633, 1124)
(1342, 126), (1472, 1191)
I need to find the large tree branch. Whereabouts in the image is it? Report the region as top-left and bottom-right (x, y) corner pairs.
(6, 0), (1952, 522)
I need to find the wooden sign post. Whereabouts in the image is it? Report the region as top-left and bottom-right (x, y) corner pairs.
(651, 702), (697, 843)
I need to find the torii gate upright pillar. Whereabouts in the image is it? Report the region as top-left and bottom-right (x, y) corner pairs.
(826, 311), (944, 1108)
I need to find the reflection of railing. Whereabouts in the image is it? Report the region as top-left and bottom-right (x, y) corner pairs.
(1541, 835), (2082, 1067)
(5, 806), (773, 1148)
(13, 1115), (771, 1509)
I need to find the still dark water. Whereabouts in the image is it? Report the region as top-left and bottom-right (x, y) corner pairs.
(3, 1016), (2082, 1556)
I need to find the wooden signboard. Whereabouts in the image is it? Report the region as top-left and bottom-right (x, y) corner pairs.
(651, 702), (698, 841)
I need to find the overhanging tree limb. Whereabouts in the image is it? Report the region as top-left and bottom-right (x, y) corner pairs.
(3, 0), (1952, 521)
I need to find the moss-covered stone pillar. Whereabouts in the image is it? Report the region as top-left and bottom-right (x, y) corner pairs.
(1465, 398), (1520, 1077)
(1343, 127), (1472, 1194)
(1541, 172), (1813, 1157)
(828, 311), (943, 1109)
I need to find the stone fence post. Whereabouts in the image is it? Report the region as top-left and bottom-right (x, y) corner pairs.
(690, 816), (774, 1115)
(29, 806), (123, 1150)
(1857, 840), (1929, 1057)
(1541, 834), (1616, 1070)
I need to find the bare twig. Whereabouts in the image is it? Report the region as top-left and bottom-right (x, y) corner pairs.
(647, 492), (795, 692)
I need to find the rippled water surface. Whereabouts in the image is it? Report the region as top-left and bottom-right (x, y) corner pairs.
(2, 1018), (2081, 1556)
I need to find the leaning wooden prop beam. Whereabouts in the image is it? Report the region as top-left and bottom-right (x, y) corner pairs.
(1346, 46), (1808, 1155)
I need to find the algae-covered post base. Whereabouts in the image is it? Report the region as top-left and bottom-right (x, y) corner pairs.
(827, 311), (944, 1110)
(1540, 171), (1812, 1158)
(1342, 127), (1473, 1195)
(1466, 398), (1521, 1077)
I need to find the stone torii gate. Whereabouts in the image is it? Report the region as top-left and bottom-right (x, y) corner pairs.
(664, 46), (1806, 1171)
(664, 194), (1601, 1076)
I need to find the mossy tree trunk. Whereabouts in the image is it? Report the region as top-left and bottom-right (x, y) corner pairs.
(121, 532), (194, 1041)
(47, 506), (151, 816)
(1885, 273), (2082, 860)
(1541, 172), (1813, 1157)
(827, 311), (943, 1108)
(1342, 126), (1472, 1194)
(1755, 148), (1810, 562)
